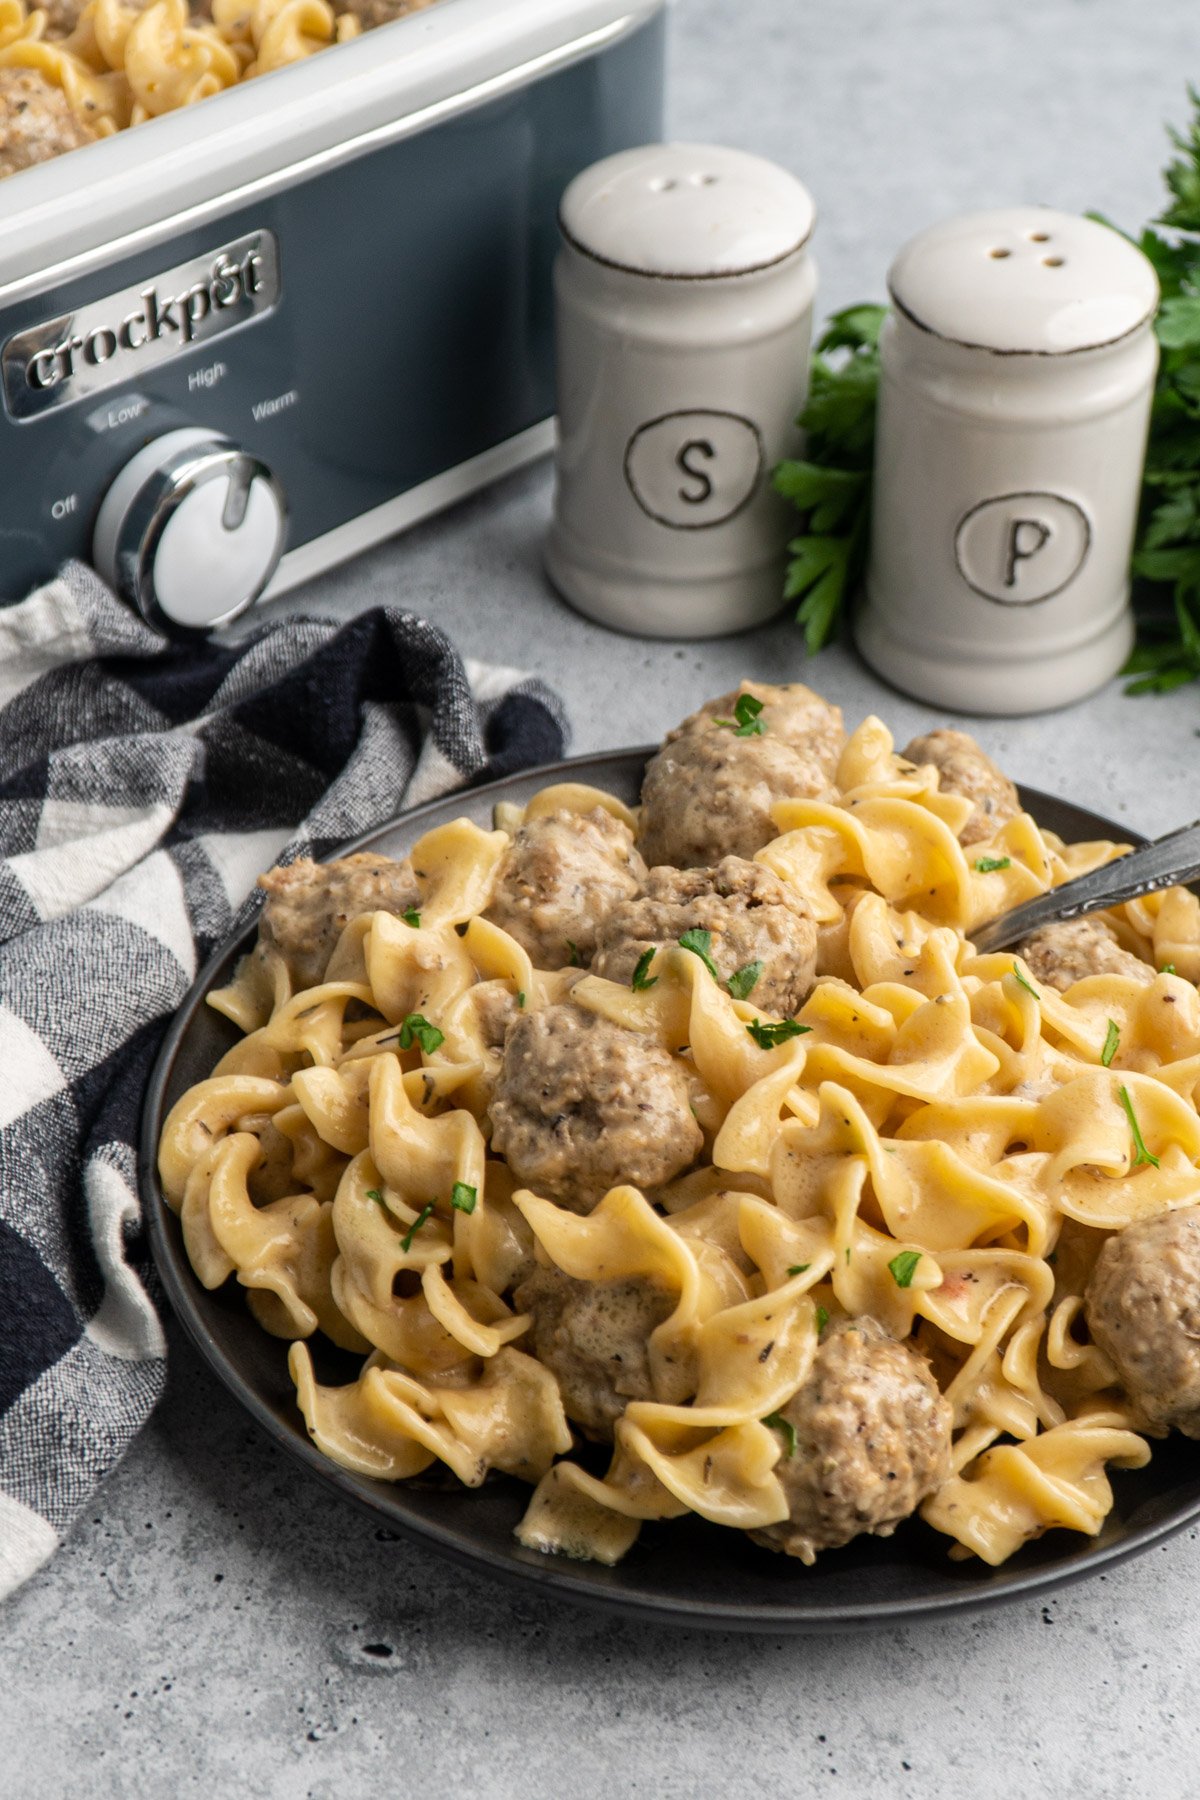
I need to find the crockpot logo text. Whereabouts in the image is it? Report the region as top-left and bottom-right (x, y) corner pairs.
(26, 248), (266, 392)
(1, 229), (280, 422)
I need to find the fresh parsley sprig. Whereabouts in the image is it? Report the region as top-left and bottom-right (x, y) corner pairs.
(678, 928), (720, 982)
(391, 1013), (444, 1055)
(746, 1017), (811, 1050)
(773, 303), (887, 654)
(713, 693), (767, 736)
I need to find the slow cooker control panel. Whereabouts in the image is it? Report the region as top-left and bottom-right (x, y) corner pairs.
(93, 428), (287, 635)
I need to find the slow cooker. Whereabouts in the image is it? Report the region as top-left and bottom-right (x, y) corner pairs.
(0, 0), (666, 629)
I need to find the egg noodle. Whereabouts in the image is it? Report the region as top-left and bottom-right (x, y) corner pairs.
(0, 0), (427, 140)
(157, 711), (1200, 1568)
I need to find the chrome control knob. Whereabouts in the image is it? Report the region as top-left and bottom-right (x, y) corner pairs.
(93, 427), (287, 634)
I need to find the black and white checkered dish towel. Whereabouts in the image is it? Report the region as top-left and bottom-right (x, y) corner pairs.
(0, 562), (567, 1600)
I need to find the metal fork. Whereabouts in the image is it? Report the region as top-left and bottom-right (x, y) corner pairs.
(971, 819), (1200, 955)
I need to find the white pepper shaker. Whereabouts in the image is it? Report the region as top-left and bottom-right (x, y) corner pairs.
(856, 207), (1159, 713)
(545, 143), (816, 638)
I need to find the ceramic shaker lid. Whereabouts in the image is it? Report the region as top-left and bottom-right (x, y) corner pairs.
(887, 207), (1159, 354)
(559, 142), (816, 279)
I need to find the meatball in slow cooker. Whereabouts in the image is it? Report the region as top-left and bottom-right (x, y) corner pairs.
(0, 69), (94, 180)
(488, 1003), (702, 1212)
(751, 1316), (953, 1563)
(1086, 1207), (1200, 1435)
(1017, 916), (1155, 993)
(513, 1265), (676, 1440)
(335, 0), (436, 26)
(593, 855), (817, 1018)
(637, 683), (842, 871)
(257, 851), (420, 991)
(485, 807), (645, 971)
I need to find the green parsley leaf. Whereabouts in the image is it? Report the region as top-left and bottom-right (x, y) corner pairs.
(400, 1202), (436, 1252)
(1012, 964), (1040, 999)
(1101, 1019), (1120, 1067)
(365, 1187), (388, 1209)
(727, 959), (764, 1000)
(566, 940), (580, 967)
(772, 303), (886, 655)
(787, 1263), (811, 1277)
(746, 1017), (812, 1050)
(762, 1411), (797, 1457)
(397, 1013), (444, 1055)
(1162, 962), (1177, 974)
(815, 1305), (829, 1334)
(402, 907), (421, 928)
(973, 856), (1012, 873)
(631, 948), (659, 991)
(714, 693), (767, 737)
(678, 927), (720, 982)
(516, 990), (526, 1009)
(888, 1249), (922, 1289)
(1118, 1084), (1161, 1168)
(451, 1182), (477, 1214)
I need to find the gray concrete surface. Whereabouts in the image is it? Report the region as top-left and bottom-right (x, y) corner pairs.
(7, 1), (1200, 1795)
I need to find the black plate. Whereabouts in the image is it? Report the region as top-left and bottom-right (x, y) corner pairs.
(140, 749), (1200, 1632)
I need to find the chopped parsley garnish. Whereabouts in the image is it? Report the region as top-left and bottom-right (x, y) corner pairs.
(713, 693), (766, 737)
(974, 856), (1011, 873)
(566, 940), (581, 967)
(746, 1017), (812, 1049)
(1101, 1019), (1120, 1068)
(631, 948), (659, 992)
(1162, 962), (1177, 974)
(397, 1013), (444, 1055)
(451, 1181), (477, 1214)
(815, 1305), (829, 1334)
(888, 1249), (922, 1288)
(727, 959), (764, 1000)
(1012, 964), (1040, 999)
(678, 927), (720, 982)
(762, 1411), (797, 1456)
(365, 1187), (388, 1210)
(400, 1202), (436, 1252)
(516, 990), (526, 1009)
(787, 1263), (811, 1277)
(402, 907), (421, 928)
(1118, 1085), (1160, 1168)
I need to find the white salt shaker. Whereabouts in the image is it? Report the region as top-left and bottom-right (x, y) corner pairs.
(857, 208), (1159, 713)
(545, 143), (816, 638)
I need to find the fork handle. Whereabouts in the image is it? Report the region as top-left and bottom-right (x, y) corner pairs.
(971, 819), (1200, 956)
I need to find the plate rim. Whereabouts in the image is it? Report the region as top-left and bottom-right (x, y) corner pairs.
(140, 747), (1200, 1632)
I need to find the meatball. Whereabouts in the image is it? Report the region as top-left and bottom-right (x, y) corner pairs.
(0, 70), (94, 181)
(488, 1003), (702, 1212)
(751, 1317), (952, 1563)
(473, 980), (520, 1050)
(637, 731), (831, 870)
(1017, 916), (1155, 993)
(257, 851), (420, 991)
(485, 808), (645, 971)
(513, 1264), (675, 1440)
(1086, 1207), (1200, 1435)
(672, 681), (845, 775)
(901, 728), (1020, 846)
(334, 0), (436, 28)
(593, 856), (817, 1018)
